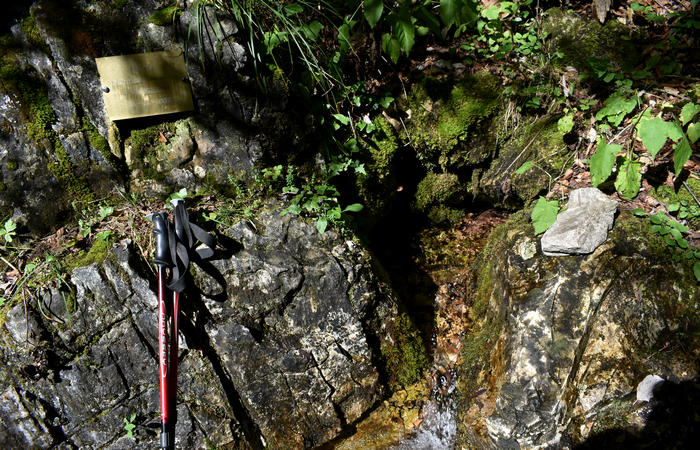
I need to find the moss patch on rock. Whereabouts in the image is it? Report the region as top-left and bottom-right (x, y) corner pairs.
(475, 115), (567, 207)
(149, 5), (182, 26)
(380, 312), (428, 390)
(414, 171), (466, 224)
(543, 7), (642, 75)
(403, 71), (502, 171)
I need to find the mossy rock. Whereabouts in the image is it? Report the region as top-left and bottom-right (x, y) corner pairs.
(124, 119), (194, 180)
(475, 115), (567, 208)
(402, 71), (502, 172)
(543, 7), (642, 75)
(149, 5), (181, 26)
(379, 312), (428, 390)
(414, 171), (467, 224)
(356, 116), (402, 217)
(458, 210), (699, 447)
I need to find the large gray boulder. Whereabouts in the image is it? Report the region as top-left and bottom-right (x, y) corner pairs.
(459, 211), (699, 448)
(0, 207), (413, 448)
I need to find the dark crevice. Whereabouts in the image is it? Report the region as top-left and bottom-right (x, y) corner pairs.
(178, 293), (265, 450)
(21, 389), (72, 448)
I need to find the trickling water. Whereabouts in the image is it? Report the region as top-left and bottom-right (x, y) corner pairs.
(395, 400), (457, 449)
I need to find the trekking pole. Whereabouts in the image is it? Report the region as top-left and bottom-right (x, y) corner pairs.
(147, 212), (174, 449)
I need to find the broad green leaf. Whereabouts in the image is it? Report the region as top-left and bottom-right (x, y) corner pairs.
(4, 219), (16, 232)
(531, 196), (558, 235)
(440, 0), (459, 27)
(637, 116), (670, 158)
(283, 3), (304, 15)
(364, 0), (384, 29)
(595, 94), (637, 126)
(514, 161), (533, 175)
(680, 102), (700, 125)
(590, 138), (621, 187)
(481, 5), (502, 21)
(343, 203), (364, 213)
(650, 212), (666, 225)
(668, 202), (680, 212)
(687, 122), (700, 143)
(673, 137), (692, 175)
(557, 113), (575, 133)
(381, 33), (401, 63)
(670, 227), (683, 242)
(694, 261), (700, 283)
(394, 8), (415, 56)
(614, 157), (642, 200)
(316, 217), (328, 234)
(332, 113), (351, 125)
(631, 208), (647, 217)
(300, 21), (324, 41)
(416, 6), (442, 36)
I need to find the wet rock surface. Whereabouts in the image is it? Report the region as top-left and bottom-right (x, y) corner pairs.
(0, 208), (403, 448)
(459, 211), (700, 448)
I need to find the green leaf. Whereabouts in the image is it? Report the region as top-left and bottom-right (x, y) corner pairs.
(650, 212), (666, 225)
(673, 137), (692, 175)
(687, 123), (700, 144)
(481, 5), (502, 21)
(283, 3), (304, 15)
(381, 33), (401, 63)
(343, 203), (364, 213)
(531, 196), (558, 235)
(514, 161), (533, 175)
(631, 208), (647, 217)
(557, 113), (575, 133)
(614, 157), (642, 200)
(680, 102), (700, 126)
(316, 217), (328, 234)
(668, 202), (681, 212)
(332, 113), (351, 125)
(595, 94), (637, 126)
(637, 116), (670, 158)
(590, 138), (621, 187)
(394, 8), (416, 56)
(364, 0), (384, 29)
(694, 261), (700, 283)
(300, 21), (324, 41)
(416, 6), (442, 36)
(440, 0), (459, 27)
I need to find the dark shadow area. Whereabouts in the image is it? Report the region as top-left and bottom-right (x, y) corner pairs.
(575, 378), (700, 450)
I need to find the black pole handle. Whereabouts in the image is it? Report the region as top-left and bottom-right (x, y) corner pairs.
(149, 212), (172, 268)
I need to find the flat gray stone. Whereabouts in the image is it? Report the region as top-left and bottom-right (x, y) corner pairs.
(541, 188), (617, 256)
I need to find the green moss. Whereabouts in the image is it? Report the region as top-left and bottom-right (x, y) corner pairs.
(404, 71), (502, 171)
(477, 115), (567, 207)
(356, 116), (400, 216)
(415, 172), (461, 211)
(48, 141), (94, 202)
(650, 178), (700, 228)
(64, 237), (113, 272)
(20, 15), (46, 50)
(543, 8), (641, 73)
(414, 171), (466, 224)
(148, 5), (182, 26)
(82, 117), (122, 171)
(380, 312), (428, 389)
(112, 0), (129, 10)
(5, 161), (18, 171)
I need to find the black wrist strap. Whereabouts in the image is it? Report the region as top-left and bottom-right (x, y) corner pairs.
(167, 200), (216, 293)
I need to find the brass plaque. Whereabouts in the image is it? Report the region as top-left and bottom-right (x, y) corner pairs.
(95, 50), (194, 120)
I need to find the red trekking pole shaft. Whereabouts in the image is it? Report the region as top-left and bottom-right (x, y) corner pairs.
(148, 212), (173, 449)
(158, 266), (171, 446)
(168, 291), (179, 408)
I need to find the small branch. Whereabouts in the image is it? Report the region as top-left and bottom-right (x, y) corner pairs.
(684, 181), (700, 207)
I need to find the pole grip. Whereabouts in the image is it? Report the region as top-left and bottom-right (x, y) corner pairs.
(150, 212), (172, 267)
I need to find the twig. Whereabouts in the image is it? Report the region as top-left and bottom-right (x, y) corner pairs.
(684, 181), (700, 207)
(503, 129), (542, 174)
